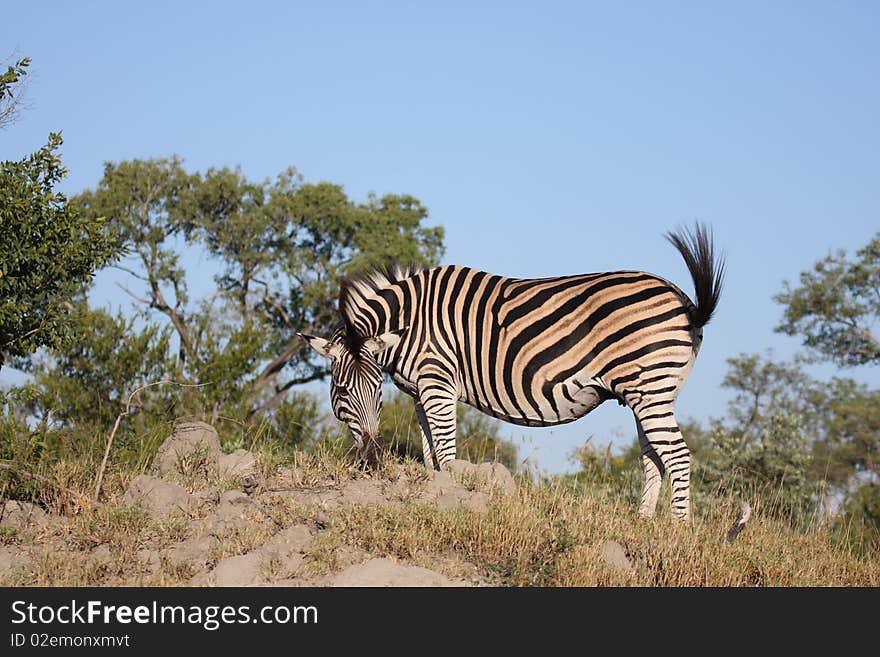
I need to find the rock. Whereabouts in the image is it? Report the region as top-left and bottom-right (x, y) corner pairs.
(192, 486), (220, 504)
(256, 525), (312, 580)
(443, 460), (516, 494)
(260, 551), (304, 580)
(331, 558), (457, 587)
(199, 524), (313, 586)
(218, 449), (257, 478)
(475, 462), (516, 494)
(599, 540), (632, 571)
(242, 473), (261, 495)
(0, 500), (48, 529)
(151, 421), (221, 478)
(219, 490), (251, 505)
(0, 545), (34, 583)
(420, 470), (487, 511)
(0, 546), (23, 579)
(424, 470), (457, 496)
(123, 475), (194, 519)
(211, 553), (263, 586)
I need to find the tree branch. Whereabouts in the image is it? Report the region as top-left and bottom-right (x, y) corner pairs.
(116, 282), (151, 305)
(250, 335), (306, 394)
(93, 379), (211, 501)
(252, 277), (292, 326)
(246, 371), (325, 419)
(111, 263), (150, 282)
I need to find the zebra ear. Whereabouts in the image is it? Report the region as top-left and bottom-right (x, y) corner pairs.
(362, 328), (407, 355)
(298, 332), (344, 359)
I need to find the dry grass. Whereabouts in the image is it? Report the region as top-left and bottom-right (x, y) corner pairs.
(2, 443), (878, 587)
(330, 478), (879, 587)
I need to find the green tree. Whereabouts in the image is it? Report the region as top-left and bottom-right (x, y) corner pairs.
(775, 233), (880, 367)
(0, 58), (120, 371)
(22, 303), (173, 432)
(25, 157), (443, 430)
(775, 233), (880, 537)
(566, 436), (642, 502)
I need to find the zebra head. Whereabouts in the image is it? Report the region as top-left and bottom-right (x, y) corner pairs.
(298, 327), (403, 459)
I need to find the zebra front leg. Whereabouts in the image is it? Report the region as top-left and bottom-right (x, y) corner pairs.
(636, 418), (665, 518)
(414, 400), (440, 470)
(634, 402), (691, 520)
(416, 378), (458, 470)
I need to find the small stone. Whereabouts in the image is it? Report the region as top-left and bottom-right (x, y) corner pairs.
(0, 500), (48, 529)
(599, 540), (632, 571)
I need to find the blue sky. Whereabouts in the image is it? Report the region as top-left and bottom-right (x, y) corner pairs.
(4, 1), (879, 473)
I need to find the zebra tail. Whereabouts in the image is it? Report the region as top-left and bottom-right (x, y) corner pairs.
(665, 223), (725, 329)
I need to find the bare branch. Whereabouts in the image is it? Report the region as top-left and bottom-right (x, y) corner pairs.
(0, 56), (31, 130)
(93, 379), (211, 501)
(246, 371), (325, 419)
(111, 263), (150, 282)
(250, 336), (303, 394)
(116, 282), (151, 305)
(253, 278), (292, 326)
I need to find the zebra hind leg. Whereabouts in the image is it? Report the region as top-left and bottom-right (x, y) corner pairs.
(634, 401), (691, 520)
(636, 419), (665, 518)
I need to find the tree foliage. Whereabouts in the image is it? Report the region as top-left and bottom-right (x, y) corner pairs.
(775, 234), (880, 367)
(0, 57), (120, 371)
(695, 353), (878, 524)
(19, 157), (444, 447)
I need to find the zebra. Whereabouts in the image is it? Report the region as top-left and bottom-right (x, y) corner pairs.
(300, 224), (723, 520)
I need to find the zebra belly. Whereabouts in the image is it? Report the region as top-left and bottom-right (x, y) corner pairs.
(550, 383), (610, 423)
(460, 382), (611, 428)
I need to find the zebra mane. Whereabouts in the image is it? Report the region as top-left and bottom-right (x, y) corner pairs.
(338, 262), (423, 349)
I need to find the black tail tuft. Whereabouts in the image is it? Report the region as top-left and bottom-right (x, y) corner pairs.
(665, 223), (725, 329)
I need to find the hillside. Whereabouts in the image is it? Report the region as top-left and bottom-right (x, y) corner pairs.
(1, 422), (877, 587)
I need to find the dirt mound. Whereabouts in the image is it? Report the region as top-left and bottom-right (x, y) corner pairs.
(151, 421), (222, 478)
(1, 423), (523, 587)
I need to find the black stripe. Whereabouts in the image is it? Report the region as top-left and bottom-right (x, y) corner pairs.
(597, 339), (692, 379)
(609, 360), (690, 390)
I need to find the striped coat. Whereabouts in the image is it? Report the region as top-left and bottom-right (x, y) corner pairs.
(303, 225), (723, 519)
